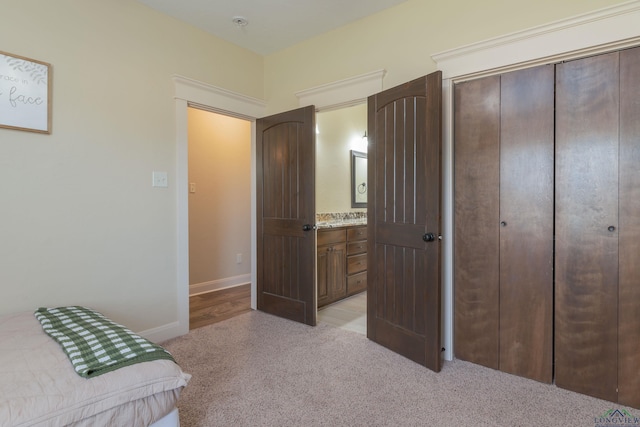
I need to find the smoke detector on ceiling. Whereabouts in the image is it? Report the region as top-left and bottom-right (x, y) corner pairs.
(232, 16), (249, 27)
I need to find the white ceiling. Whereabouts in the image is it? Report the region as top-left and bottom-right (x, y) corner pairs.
(136, 0), (408, 55)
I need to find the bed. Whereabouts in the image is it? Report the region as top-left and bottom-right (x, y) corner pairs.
(0, 310), (191, 427)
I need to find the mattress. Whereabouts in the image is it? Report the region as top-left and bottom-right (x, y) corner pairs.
(0, 311), (190, 427)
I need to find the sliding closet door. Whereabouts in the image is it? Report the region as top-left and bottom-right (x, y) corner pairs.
(555, 52), (619, 402)
(619, 46), (640, 409)
(454, 76), (500, 369)
(499, 65), (554, 383)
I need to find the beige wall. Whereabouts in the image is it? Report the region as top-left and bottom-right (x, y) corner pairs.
(187, 108), (251, 287)
(0, 0), (263, 332)
(264, 0), (626, 113)
(316, 104), (368, 213)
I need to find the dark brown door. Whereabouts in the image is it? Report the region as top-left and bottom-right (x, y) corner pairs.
(618, 46), (640, 409)
(499, 65), (554, 383)
(367, 72), (442, 372)
(555, 52), (619, 402)
(454, 66), (553, 383)
(453, 75), (501, 370)
(256, 106), (316, 326)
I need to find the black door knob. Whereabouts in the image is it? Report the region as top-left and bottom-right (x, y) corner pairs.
(423, 232), (436, 242)
(608, 225), (616, 232)
(302, 224), (314, 231)
(500, 221), (507, 227)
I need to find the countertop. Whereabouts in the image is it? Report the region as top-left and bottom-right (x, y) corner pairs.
(316, 219), (367, 229)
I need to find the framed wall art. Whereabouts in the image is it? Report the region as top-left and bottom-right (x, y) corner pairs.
(0, 51), (52, 134)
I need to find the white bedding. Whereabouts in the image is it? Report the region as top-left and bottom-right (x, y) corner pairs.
(0, 312), (190, 427)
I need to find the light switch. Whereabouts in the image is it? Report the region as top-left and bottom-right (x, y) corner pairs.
(189, 183), (196, 193)
(152, 171), (168, 188)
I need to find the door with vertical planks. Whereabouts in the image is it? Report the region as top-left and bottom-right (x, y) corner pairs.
(256, 105), (317, 326)
(367, 72), (442, 372)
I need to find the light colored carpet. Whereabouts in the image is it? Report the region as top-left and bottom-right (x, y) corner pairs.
(162, 310), (632, 427)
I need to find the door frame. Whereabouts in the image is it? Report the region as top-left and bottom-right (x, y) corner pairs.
(174, 77), (266, 335)
(433, 0), (640, 360)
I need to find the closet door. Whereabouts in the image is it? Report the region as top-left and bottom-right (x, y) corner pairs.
(555, 52), (619, 402)
(454, 67), (553, 382)
(619, 46), (640, 409)
(454, 75), (501, 369)
(499, 66), (554, 383)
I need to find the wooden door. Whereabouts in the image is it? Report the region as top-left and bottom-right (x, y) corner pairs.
(453, 75), (501, 369)
(454, 66), (553, 383)
(555, 52), (619, 402)
(499, 65), (554, 383)
(367, 72), (442, 372)
(256, 106), (316, 326)
(618, 45), (640, 408)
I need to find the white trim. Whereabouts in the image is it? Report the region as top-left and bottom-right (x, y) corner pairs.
(296, 69), (386, 111)
(173, 76), (266, 338)
(432, 0), (640, 362)
(189, 274), (251, 296)
(175, 98), (190, 338)
(138, 321), (182, 344)
(173, 75), (266, 117)
(250, 121), (257, 311)
(432, 0), (640, 80)
(440, 78), (454, 363)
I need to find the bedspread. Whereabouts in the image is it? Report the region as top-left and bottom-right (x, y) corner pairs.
(0, 312), (190, 427)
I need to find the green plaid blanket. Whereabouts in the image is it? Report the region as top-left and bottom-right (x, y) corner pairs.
(34, 306), (175, 378)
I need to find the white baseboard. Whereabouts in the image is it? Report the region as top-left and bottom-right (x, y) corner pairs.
(138, 321), (187, 344)
(189, 274), (251, 296)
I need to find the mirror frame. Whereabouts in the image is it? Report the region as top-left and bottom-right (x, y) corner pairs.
(351, 150), (367, 208)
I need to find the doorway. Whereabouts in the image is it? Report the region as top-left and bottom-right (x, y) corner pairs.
(315, 103), (368, 335)
(187, 107), (252, 329)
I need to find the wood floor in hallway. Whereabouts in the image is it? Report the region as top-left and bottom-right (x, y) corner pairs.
(189, 284), (251, 330)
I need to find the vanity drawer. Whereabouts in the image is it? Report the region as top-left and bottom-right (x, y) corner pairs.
(317, 228), (346, 246)
(347, 241), (367, 255)
(347, 226), (367, 241)
(347, 253), (367, 275)
(347, 271), (367, 295)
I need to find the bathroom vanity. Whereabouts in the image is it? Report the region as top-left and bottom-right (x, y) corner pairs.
(317, 224), (367, 307)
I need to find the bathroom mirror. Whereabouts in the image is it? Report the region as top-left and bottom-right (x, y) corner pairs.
(351, 150), (367, 208)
